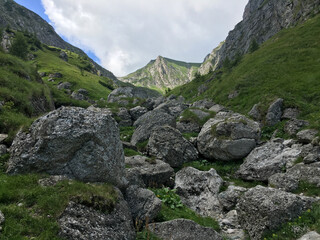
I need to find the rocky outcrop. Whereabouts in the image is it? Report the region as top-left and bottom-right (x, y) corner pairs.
(58, 190), (136, 240)
(197, 112), (260, 161)
(265, 98), (283, 126)
(237, 186), (315, 240)
(149, 219), (223, 240)
(148, 126), (198, 167)
(7, 107), (126, 188)
(175, 167), (223, 218)
(121, 56), (201, 89)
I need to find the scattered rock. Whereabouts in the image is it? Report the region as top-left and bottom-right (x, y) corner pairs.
(191, 99), (215, 109)
(78, 89), (89, 96)
(219, 210), (246, 240)
(107, 87), (161, 104)
(176, 121), (201, 133)
(38, 175), (69, 187)
(236, 139), (301, 181)
(237, 185), (315, 240)
(125, 185), (161, 224)
(285, 119), (309, 136)
(298, 231), (320, 240)
(59, 51), (68, 62)
(148, 126), (198, 167)
(38, 72), (47, 78)
(49, 72), (63, 79)
(131, 109), (176, 145)
(175, 167), (223, 218)
(268, 173), (299, 192)
(297, 129), (319, 144)
(228, 91), (239, 99)
(141, 96), (165, 110)
(117, 108), (132, 127)
(58, 190), (135, 240)
(149, 219), (223, 240)
(189, 109), (211, 120)
(197, 112), (260, 161)
(265, 98), (283, 126)
(7, 107), (126, 188)
(0, 145), (7, 155)
(125, 156), (174, 188)
(48, 78), (55, 82)
(155, 99), (189, 118)
(209, 104), (227, 113)
(57, 82), (72, 90)
(0, 134), (8, 143)
(71, 91), (88, 101)
(0, 210), (4, 231)
(304, 153), (320, 164)
(218, 186), (247, 211)
(248, 104), (263, 121)
(282, 108), (299, 120)
(129, 106), (148, 121)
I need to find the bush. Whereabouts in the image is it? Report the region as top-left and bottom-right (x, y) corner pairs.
(10, 32), (28, 59)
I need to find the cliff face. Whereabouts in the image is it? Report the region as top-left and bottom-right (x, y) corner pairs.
(198, 0), (320, 75)
(0, 0), (118, 81)
(121, 56), (201, 90)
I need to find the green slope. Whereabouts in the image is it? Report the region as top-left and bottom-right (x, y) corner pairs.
(171, 14), (320, 129)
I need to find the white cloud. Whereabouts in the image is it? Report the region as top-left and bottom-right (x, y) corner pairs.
(41, 0), (248, 76)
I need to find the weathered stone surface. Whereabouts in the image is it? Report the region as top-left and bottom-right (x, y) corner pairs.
(228, 91), (239, 99)
(219, 210), (246, 240)
(49, 72), (63, 79)
(218, 186), (247, 211)
(141, 96), (165, 111)
(0, 134), (8, 143)
(175, 167), (223, 218)
(131, 109), (176, 145)
(148, 126), (198, 167)
(0, 210), (4, 231)
(77, 89), (89, 96)
(236, 139), (301, 181)
(117, 108), (132, 127)
(71, 91), (88, 101)
(150, 219), (223, 240)
(237, 186), (315, 240)
(282, 108), (300, 120)
(286, 162), (320, 187)
(189, 109), (210, 120)
(59, 190), (136, 240)
(176, 121), (201, 133)
(125, 156), (174, 188)
(197, 112), (260, 161)
(268, 173), (299, 192)
(209, 104), (227, 113)
(57, 82), (72, 90)
(266, 98), (283, 126)
(304, 153), (320, 164)
(125, 185), (161, 224)
(248, 104), (263, 121)
(7, 107), (126, 187)
(191, 99), (215, 109)
(0, 144), (7, 155)
(155, 99), (189, 118)
(129, 106), (148, 121)
(285, 119), (309, 136)
(298, 231), (320, 240)
(38, 175), (69, 187)
(297, 129), (319, 144)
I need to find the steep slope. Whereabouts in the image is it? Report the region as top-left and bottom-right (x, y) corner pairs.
(121, 56), (200, 91)
(0, 0), (118, 81)
(198, 0), (320, 74)
(171, 13), (320, 129)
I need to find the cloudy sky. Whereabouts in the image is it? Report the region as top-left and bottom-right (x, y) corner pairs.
(16, 0), (248, 76)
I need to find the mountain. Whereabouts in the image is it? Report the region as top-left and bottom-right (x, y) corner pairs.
(0, 0), (118, 81)
(121, 56), (201, 91)
(198, 0), (320, 74)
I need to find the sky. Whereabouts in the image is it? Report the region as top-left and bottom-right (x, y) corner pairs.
(15, 0), (248, 77)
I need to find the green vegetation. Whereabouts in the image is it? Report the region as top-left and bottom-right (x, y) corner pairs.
(179, 108), (215, 126)
(124, 148), (140, 157)
(182, 132), (199, 140)
(263, 203), (320, 240)
(120, 126), (135, 142)
(136, 140), (149, 152)
(293, 181), (320, 197)
(171, 14), (320, 130)
(153, 188), (183, 210)
(261, 121), (291, 140)
(9, 32), (28, 59)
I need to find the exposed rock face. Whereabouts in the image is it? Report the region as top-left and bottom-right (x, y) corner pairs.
(285, 119), (309, 136)
(131, 109), (176, 145)
(125, 185), (162, 224)
(198, 42), (224, 75)
(265, 98), (283, 126)
(199, 0), (320, 73)
(268, 173), (299, 192)
(176, 121), (201, 134)
(149, 219), (223, 240)
(298, 231), (320, 240)
(248, 104), (263, 121)
(218, 186), (247, 211)
(7, 107), (126, 188)
(175, 167), (223, 218)
(237, 186), (315, 240)
(197, 112), (260, 161)
(125, 156), (175, 188)
(236, 139), (301, 181)
(58, 190), (136, 240)
(148, 126), (198, 167)
(121, 56), (201, 89)
(297, 129), (319, 143)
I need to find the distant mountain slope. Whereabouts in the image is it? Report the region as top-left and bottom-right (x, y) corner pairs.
(0, 0), (118, 81)
(121, 56), (201, 91)
(198, 0), (320, 75)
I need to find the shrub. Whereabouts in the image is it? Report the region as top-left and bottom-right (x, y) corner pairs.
(10, 32), (28, 59)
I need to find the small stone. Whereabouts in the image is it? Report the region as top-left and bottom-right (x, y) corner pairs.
(297, 129), (318, 144)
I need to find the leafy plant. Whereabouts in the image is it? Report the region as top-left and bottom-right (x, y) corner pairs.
(153, 188), (183, 209)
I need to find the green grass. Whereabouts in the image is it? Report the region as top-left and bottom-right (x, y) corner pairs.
(182, 132), (199, 140)
(179, 108), (215, 126)
(293, 181), (320, 197)
(136, 140), (149, 152)
(171, 14), (320, 131)
(263, 203), (320, 240)
(0, 173), (118, 239)
(124, 148), (141, 157)
(120, 126), (136, 142)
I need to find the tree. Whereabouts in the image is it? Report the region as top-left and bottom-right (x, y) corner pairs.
(10, 32), (28, 59)
(249, 38), (259, 53)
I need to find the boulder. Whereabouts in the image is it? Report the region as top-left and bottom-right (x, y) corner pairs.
(125, 185), (161, 224)
(149, 219), (223, 240)
(7, 107), (126, 188)
(304, 153), (320, 164)
(237, 186), (315, 240)
(298, 231), (320, 240)
(297, 129), (319, 144)
(285, 119), (309, 136)
(155, 99), (189, 118)
(71, 91), (88, 101)
(268, 173), (299, 192)
(248, 104), (263, 121)
(285, 162), (320, 187)
(141, 96), (165, 110)
(77, 89), (89, 96)
(265, 98), (283, 126)
(57, 82), (72, 90)
(0, 134), (8, 143)
(191, 99), (215, 109)
(218, 186), (247, 211)
(0, 144), (7, 155)
(59, 189), (135, 240)
(197, 112), (260, 161)
(131, 109), (176, 145)
(209, 104), (227, 113)
(282, 108), (299, 120)
(129, 106), (148, 121)
(148, 126), (198, 167)
(189, 109), (211, 120)
(176, 121), (201, 133)
(117, 108), (132, 127)
(236, 139), (301, 181)
(125, 156), (174, 188)
(175, 167), (223, 218)
(49, 72), (63, 78)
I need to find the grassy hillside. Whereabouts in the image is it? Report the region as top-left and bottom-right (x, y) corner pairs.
(171, 14), (320, 130)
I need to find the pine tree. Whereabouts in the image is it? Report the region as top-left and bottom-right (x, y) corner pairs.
(10, 32), (28, 59)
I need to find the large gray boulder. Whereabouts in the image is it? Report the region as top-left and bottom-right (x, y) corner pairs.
(148, 126), (198, 167)
(284, 119), (309, 136)
(175, 167), (223, 218)
(197, 112), (260, 161)
(125, 156), (174, 188)
(218, 186), (247, 211)
(131, 109), (176, 145)
(297, 129), (319, 144)
(7, 107), (126, 187)
(298, 231), (320, 240)
(107, 86), (161, 103)
(125, 185), (161, 224)
(155, 99), (189, 118)
(149, 219), (223, 240)
(176, 121), (201, 133)
(59, 189), (136, 240)
(265, 98), (283, 126)
(268, 173), (299, 192)
(191, 99), (215, 109)
(117, 108), (132, 127)
(129, 106), (148, 121)
(237, 186), (315, 240)
(236, 139), (301, 181)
